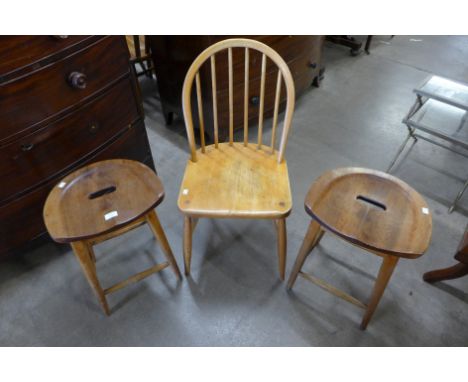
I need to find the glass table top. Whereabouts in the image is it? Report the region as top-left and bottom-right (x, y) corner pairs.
(416, 76), (468, 110)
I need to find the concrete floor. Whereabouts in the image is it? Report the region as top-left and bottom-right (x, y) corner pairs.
(1, 36), (468, 346)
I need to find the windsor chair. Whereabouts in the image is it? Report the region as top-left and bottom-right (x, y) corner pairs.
(177, 38), (296, 280)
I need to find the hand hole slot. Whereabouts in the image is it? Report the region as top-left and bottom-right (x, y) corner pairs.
(88, 186), (116, 200)
(356, 195), (386, 211)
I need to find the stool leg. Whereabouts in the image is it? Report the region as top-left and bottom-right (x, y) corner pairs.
(71, 241), (110, 316)
(360, 255), (399, 330)
(287, 220), (324, 290)
(146, 210), (182, 280)
(183, 216), (193, 276)
(275, 218), (287, 281)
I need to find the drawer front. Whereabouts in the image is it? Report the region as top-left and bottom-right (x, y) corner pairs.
(0, 121), (153, 256)
(0, 78), (140, 204)
(0, 36), (97, 81)
(0, 36), (130, 142)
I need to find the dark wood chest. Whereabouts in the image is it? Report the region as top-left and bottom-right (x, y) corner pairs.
(148, 35), (325, 140)
(0, 36), (154, 256)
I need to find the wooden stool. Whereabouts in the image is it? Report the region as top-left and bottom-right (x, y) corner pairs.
(287, 167), (432, 329)
(43, 159), (181, 315)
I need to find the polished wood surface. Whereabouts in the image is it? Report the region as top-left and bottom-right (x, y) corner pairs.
(0, 36), (154, 256)
(148, 35), (324, 139)
(178, 143), (291, 218)
(43, 159), (180, 315)
(423, 224), (468, 282)
(0, 37), (130, 142)
(44, 159), (163, 243)
(178, 38), (296, 279)
(305, 167), (432, 258)
(0, 122), (153, 255)
(288, 167), (433, 329)
(0, 79), (139, 204)
(0, 36), (98, 82)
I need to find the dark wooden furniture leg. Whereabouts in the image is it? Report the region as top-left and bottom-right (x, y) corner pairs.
(423, 263), (468, 283)
(423, 225), (468, 283)
(364, 35), (373, 54)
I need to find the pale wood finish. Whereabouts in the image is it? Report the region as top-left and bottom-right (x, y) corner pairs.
(271, 71), (283, 152)
(71, 240), (110, 315)
(179, 39), (296, 278)
(257, 54), (267, 149)
(243, 47), (249, 146)
(287, 220), (324, 289)
(181, 38), (296, 163)
(210, 55), (219, 149)
(276, 218), (287, 280)
(228, 47), (234, 145)
(299, 271), (368, 309)
(183, 216), (193, 275)
(178, 143), (292, 219)
(360, 255), (399, 330)
(287, 167), (432, 329)
(146, 209), (182, 280)
(104, 261), (170, 295)
(44, 159), (181, 315)
(195, 73), (206, 153)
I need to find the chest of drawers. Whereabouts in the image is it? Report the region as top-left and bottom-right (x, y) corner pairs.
(148, 35), (325, 141)
(0, 36), (155, 256)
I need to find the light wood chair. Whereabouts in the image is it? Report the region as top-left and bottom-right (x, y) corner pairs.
(287, 167), (432, 329)
(125, 35), (154, 78)
(43, 159), (181, 315)
(178, 38), (296, 280)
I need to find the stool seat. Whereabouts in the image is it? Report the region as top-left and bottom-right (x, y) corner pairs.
(288, 167), (433, 329)
(44, 159), (164, 243)
(305, 167), (432, 258)
(43, 159), (181, 315)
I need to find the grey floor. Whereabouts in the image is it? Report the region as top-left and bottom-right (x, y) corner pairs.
(1, 36), (468, 346)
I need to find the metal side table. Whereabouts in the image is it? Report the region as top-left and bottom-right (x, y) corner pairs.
(388, 75), (468, 213)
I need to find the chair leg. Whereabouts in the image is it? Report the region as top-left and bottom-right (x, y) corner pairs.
(71, 241), (110, 315)
(275, 218), (287, 280)
(183, 216), (193, 276)
(287, 220), (324, 290)
(360, 255), (399, 330)
(146, 210), (182, 280)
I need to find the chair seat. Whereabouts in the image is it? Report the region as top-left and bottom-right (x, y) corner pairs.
(43, 159), (164, 243)
(178, 142), (292, 218)
(304, 167), (432, 258)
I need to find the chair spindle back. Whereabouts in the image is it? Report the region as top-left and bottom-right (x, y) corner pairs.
(182, 38), (295, 163)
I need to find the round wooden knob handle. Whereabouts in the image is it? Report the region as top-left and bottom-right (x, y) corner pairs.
(68, 72), (87, 89)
